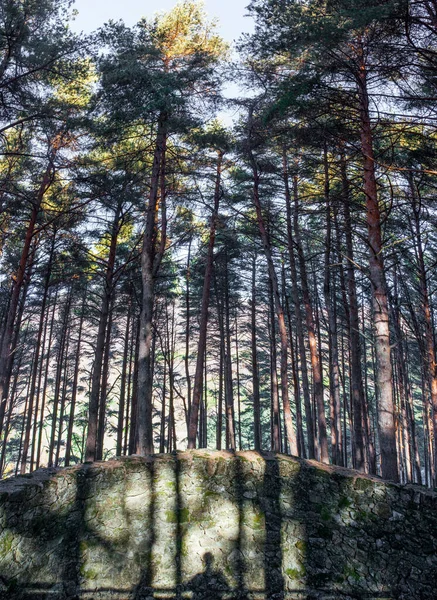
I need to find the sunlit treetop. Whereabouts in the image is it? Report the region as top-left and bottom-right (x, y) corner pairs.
(148, 0), (229, 68)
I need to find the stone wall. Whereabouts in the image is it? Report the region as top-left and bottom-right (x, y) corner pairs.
(0, 450), (436, 600)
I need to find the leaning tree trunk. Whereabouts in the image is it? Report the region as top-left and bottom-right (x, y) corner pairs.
(0, 156), (55, 436)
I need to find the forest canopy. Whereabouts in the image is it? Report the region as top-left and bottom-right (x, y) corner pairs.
(1, 0), (437, 486)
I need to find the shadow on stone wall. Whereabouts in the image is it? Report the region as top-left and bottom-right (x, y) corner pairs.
(0, 451), (437, 600)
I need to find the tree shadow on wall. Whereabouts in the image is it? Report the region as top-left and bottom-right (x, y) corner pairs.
(1, 453), (437, 600)
(0, 462), (150, 600)
(282, 458), (437, 600)
(0, 465), (99, 599)
(260, 453), (285, 599)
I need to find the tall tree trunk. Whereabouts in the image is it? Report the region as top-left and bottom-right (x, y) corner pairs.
(283, 151), (315, 458)
(357, 59), (398, 481)
(137, 114), (167, 455)
(54, 327), (71, 467)
(224, 257), (236, 450)
(292, 173), (328, 463)
(36, 288), (58, 469)
(283, 262), (305, 458)
(339, 151), (371, 472)
(187, 151), (223, 448)
(269, 277), (281, 453)
(323, 148), (342, 466)
(30, 288), (51, 472)
(250, 254), (262, 451)
(184, 238), (192, 415)
(389, 280), (413, 483)
(96, 298), (114, 461)
(0, 156), (55, 435)
(48, 289), (72, 467)
(248, 123), (297, 456)
(410, 178), (437, 483)
(85, 202), (121, 461)
(128, 322), (140, 455)
(217, 328), (223, 451)
(117, 299), (131, 457)
(235, 313), (242, 450)
(65, 293), (85, 467)
(20, 235), (55, 473)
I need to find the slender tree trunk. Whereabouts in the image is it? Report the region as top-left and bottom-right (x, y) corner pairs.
(292, 173), (328, 462)
(323, 148), (342, 466)
(202, 345), (208, 449)
(283, 263), (305, 458)
(129, 322), (140, 455)
(96, 298), (114, 461)
(269, 277), (281, 453)
(410, 180), (437, 483)
(36, 288), (58, 469)
(160, 341), (167, 454)
(339, 151), (371, 472)
(235, 313), (242, 450)
(48, 289), (72, 467)
(217, 330), (223, 451)
(30, 288), (51, 472)
(137, 114), (167, 455)
(117, 300), (131, 457)
(185, 238), (192, 415)
(248, 127), (297, 456)
(404, 338), (422, 484)
(250, 254), (262, 451)
(65, 294), (85, 467)
(85, 203), (121, 461)
(224, 258), (236, 450)
(168, 301), (176, 450)
(20, 235), (55, 473)
(283, 152), (315, 458)
(55, 328), (71, 467)
(187, 151), (223, 448)
(0, 156), (55, 436)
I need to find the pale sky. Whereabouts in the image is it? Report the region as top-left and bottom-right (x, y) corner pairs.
(70, 0), (254, 45)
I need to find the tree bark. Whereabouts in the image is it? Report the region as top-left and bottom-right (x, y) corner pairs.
(65, 293), (85, 466)
(187, 151), (223, 448)
(0, 156), (55, 436)
(137, 114), (167, 455)
(283, 152), (315, 458)
(292, 173), (328, 463)
(323, 148), (342, 466)
(248, 121), (297, 456)
(85, 202), (121, 461)
(250, 254), (262, 451)
(357, 60), (398, 481)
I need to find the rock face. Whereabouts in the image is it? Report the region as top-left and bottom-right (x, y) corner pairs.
(0, 450), (436, 600)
